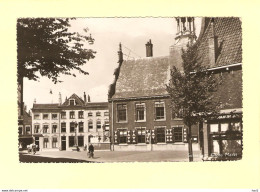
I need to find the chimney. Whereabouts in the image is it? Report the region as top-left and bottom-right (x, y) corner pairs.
(84, 92), (87, 103)
(34, 98), (36, 104)
(118, 43), (123, 64)
(145, 39), (153, 57)
(88, 95), (91, 102)
(59, 92), (62, 105)
(208, 18), (218, 67)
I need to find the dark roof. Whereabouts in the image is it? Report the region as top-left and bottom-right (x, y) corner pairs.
(85, 102), (108, 110)
(197, 17), (242, 67)
(112, 56), (170, 99)
(32, 103), (59, 109)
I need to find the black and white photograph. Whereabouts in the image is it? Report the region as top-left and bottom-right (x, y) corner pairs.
(17, 17), (243, 163)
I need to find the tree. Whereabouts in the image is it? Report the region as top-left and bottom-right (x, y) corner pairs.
(166, 43), (221, 162)
(17, 18), (96, 83)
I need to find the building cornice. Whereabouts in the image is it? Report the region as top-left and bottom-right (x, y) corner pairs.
(109, 94), (170, 102)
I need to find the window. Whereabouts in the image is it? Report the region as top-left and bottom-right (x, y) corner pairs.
(137, 128), (146, 143)
(157, 127), (165, 143)
(52, 113), (58, 119)
(34, 124), (40, 133)
(18, 126), (22, 135)
(136, 103), (145, 121)
(43, 125), (49, 133)
(174, 127), (183, 142)
(105, 120), (109, 131)
(117, 104), (127, 122)
(43, 138), (48, 148)
(78, 136), (84, 147)
(119, 129), (127, 144)
(88, 112), (93, 117)
(34, 114), (40, 120)
(79, 122), (84, 133)
(69, 136), (74, 147)
(25, 126), (31, 135)
(61, 123), (66, 133)
(78, 111), (84, 119)
(210, 124), (219, 133)
(70, 111), (75, 119)
(104, 112), (109, 116)
(96, 120), (101, 129)
(43, 114), (49, 120)
(96, 112), (101, 116)
(61, 112), (66, 119)
(70, 122), (75, 133)
(52, 124), (57, 133)
(155, 102), (165, 120)
(69, 99), (75, 106)
(52, 137), (58, 148)
(88, 121), (93, 130)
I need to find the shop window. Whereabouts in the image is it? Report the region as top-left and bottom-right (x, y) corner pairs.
(34, 124), (40, 133)
(210, 124), (219, 133)
(78, 136), (84, 147)
(52, 113), (58, 120)
(79, 122), (84, 133)
(43, 114), (49, 120)
(119, 129), (127, 144)
(78, 111), (84, 119)
(96, 120), (101, 129)
(70, 122), (75, 133)
(61, 112), (66, 119)
(70, 111), (75, 119)
(220, 123), (229, 132)
(61, 123), (66, 133)
(117, 104), (127, 122)
(69, 136), (74, 147)
(157, 127), (165, 143)
(137, 127), (146, 143)
(174, 127), (183, 142)
(43, 125), (49, 133)
(52, 124), (57, 133)
(52, 137), (58, 148)
(136, 103), (146, 121)
(155, 102), (165, 120)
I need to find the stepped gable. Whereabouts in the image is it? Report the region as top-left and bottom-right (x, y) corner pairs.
(197, 17), (242, 67)
(112, 56), (170, 99)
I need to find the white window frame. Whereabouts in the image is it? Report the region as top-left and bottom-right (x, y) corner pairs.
(136, 127), (146, 144)
(154, 102), (166, 121)
(52, 113), (58, 120)
(117, 103), (127, 123)
(34, 124), (40, 134)
(135, 103), (146, 122)
(34, 113), (40, 120)
(43, 113), (49, 120)
(52, 123), (58, 133)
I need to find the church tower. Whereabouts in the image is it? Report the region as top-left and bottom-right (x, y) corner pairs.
(169, 17), (197, 70)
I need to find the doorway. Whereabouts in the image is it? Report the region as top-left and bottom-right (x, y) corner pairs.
(61, 136), (66, 150)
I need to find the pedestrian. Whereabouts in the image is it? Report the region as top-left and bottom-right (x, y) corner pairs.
(88, 143), (94, 158)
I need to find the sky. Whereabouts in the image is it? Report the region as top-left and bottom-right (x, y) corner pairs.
(23, 17), (201, 111)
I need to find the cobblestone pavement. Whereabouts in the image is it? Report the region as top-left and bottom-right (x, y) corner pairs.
(20, 149), (203, 163)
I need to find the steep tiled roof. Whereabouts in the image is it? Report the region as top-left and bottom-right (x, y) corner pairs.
(197, 17), (242, 67)
(86, 102), (108, 110)
(112, 56), (170, 99)
(62, 93), (85, 106)
(32, 103), (59, 109)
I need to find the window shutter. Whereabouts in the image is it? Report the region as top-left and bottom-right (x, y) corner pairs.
(172, 127), (175, 143)
(146, 129), (150, 144)
(127, 130), (131, 144)
(166, 128), (173, 143)
(116, 130), (120, 144)
(114, 131), (118, 144)
(183, 127), (188, 143)
(132, 130), (137, 144)
(153, 129), (157, 144)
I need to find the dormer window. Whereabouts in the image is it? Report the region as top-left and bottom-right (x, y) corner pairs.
(69, 99), (75, 106)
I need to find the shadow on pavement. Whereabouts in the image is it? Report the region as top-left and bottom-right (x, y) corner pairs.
(19, 153), (97, 163)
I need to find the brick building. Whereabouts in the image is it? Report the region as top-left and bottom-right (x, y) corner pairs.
(108, 18), (199, 151)
(31, 93), (110, 151)
(195, 17), (242, 160)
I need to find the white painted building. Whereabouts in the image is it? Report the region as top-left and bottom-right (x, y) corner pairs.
(31, 93), (110, 151)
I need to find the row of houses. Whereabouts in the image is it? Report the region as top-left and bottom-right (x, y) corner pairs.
(18, 17), (242, 160)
